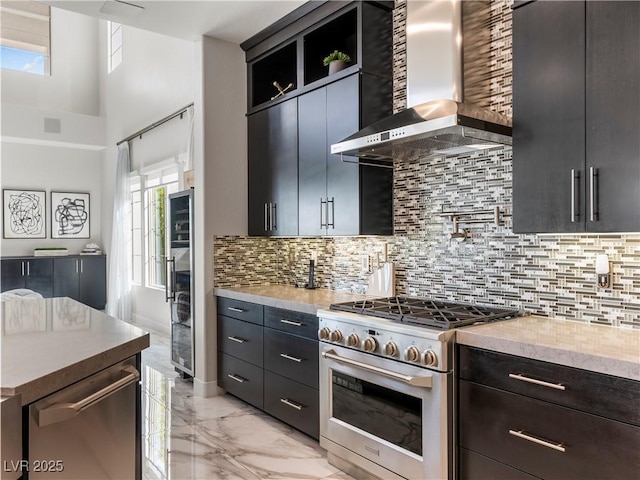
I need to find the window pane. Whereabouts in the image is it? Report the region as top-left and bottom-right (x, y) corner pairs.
(0, 45), (46, 74)
(147, 186), (167, 288)
(0, 2), (50, 76)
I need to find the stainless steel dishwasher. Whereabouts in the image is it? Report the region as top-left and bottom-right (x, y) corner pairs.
(28, 356), (140, 479)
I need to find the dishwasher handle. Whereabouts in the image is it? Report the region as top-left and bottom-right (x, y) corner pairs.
(37, 365), (140, 427)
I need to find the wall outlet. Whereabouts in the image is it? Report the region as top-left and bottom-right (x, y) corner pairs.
(361, 254), (370, 273)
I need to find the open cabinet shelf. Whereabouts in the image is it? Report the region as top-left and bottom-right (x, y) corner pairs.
(303, 7), (357, 85)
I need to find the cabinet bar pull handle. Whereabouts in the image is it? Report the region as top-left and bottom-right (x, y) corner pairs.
(508, 373), (565, 391)
(227, 374), (246, 383)
(589, 166), (598, 222)
(75, 259), (78, 274)
(264, 203), (269, 232)
(570, 169), (580, 222)
(509, 429), (566, 453)
(280, 319), (302, 327)
(280, 398), (303, 411)
(227, 336), (246, 344)
(21, 261), (25, 276)
(327, 197), (335, 228)
(227, 307), (245, 313)
(80, 259), (83, 274)
(26, 261), (30, 276)
(320, 198), (327, 228)
(280, 353), (302, 363)
(271, 202), (277, 231)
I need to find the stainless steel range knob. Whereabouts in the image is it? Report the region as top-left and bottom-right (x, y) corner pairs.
(424, 350), (438, 367)
(405, 345), (421, 362)
(318, 327), (331, 341)
(330, 330), (343, 343)
(362, 337), (378, 352)
(346, 333), (360, 348)
(384, 341), (398, 357)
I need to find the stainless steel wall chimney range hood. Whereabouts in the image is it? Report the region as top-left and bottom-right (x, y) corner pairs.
(331, 0), (512, 162)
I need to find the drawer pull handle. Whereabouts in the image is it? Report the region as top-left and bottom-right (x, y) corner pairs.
(227, 307), (245, 313)
(280, 398), (304, 411)
(280, 319), (302, 327)
(227, 374), (246, 383)
(280, 353), (303, 363)
(509, 373), (565, 391)
(227, 336), (246, 344)
(509, 429), (566, 453)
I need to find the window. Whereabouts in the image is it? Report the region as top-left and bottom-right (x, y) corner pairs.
(107, 21), (122, 73)
(130, 165), (180, 289)
(130, 176), (143, 285)
(0, 1), (51, 75)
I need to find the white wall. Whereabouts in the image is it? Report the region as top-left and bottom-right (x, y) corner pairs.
(1, 8), (100, 116)
(0, 142), (102, 256)
(0, 8), (103, 257)
(99, 22), (197, 330)
(191, 35), (247, 397)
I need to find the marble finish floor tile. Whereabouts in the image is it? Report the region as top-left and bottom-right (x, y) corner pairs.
(140, 327), (354, 480)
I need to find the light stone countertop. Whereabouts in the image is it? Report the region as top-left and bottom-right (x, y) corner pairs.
(1, 297), (149, 405)
(457, 315), (640, 381)
(214, 285), (371, 315)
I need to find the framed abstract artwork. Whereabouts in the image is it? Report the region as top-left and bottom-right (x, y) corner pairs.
(51, 191), (90, 239)
(3, 189), (46, 239)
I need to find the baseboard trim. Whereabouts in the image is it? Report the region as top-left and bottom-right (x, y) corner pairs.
(193, 378), (225, 398)
(131, 313), (170, 335)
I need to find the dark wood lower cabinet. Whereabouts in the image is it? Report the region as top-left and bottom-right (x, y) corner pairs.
(459, 448), (540, 480)
(0, 258), (53, 297)
(457, 346), (640, 480)
(218, 353), (264, 410)
(1, 256), (105, 309)
(264, 371), (319, 439)
(217, 297), (319, 439)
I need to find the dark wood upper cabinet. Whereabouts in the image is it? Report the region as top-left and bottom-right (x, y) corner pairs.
(585, 1), (640, 232)
(245, 1), (394, 237)
(512, 1), (640, 233)
(247, 98), (299, 237)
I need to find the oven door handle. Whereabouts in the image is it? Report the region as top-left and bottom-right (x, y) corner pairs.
(322, 349), (433, 388)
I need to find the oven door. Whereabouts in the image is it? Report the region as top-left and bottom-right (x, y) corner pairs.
(320, 344), (452, 480)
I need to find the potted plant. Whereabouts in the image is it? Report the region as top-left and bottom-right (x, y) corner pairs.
(323, 50), (351, 75)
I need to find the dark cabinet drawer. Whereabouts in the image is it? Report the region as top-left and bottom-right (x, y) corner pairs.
(458, 345), (640, 426)
(218, 316), (263, 367)
(264, 306), (318, 340)
(217, 297), (263, 325)
(263, 328), (318, 389)
(218, 353), (263, 410)
(264, 371), (319, 439)
(459, 448), (540, 480)
(459, 380), (640, 480)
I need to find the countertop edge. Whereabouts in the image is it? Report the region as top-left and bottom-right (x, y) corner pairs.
(3, 333), (150, 405)
(214, 288), (321, 315)
(214, 286), (370, 315)
(456, 328), (640, 381)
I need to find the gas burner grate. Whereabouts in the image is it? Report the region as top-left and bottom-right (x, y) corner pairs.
(330, 296), (520, 329)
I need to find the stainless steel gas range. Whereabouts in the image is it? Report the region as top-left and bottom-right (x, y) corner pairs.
(318, 297), (520, 480)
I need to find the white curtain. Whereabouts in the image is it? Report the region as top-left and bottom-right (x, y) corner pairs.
(107, 143), (132, 322)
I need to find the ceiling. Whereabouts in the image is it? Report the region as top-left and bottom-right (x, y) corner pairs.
(43, 0), (307, 44)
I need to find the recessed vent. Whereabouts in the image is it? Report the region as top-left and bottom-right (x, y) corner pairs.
(43, 117), (61, 134)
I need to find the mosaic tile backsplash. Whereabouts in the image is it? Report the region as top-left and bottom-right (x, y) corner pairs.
(214, 0), (639, 327)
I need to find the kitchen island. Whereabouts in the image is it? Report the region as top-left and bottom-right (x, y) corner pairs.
(1, 296), (149, 479)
